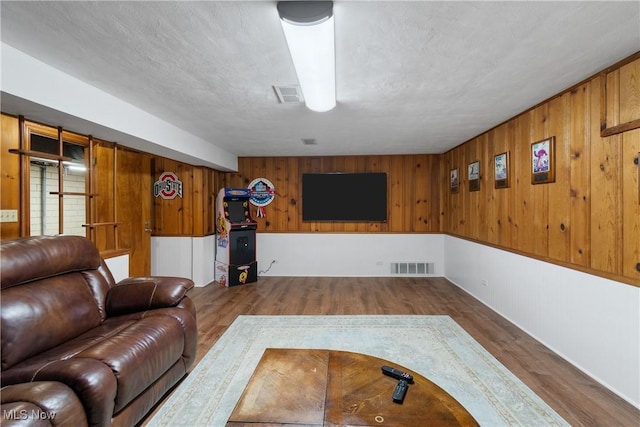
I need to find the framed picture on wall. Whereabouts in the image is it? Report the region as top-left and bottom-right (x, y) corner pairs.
(531, 136), (555, 184)
(450, 168), (459, 193)
(494, 151), (510, 189)
(468, 160), (480, 191)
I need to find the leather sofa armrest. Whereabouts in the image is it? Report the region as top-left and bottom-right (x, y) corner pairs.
(1, 381), (88, 427)
(106, 276), (195, 317)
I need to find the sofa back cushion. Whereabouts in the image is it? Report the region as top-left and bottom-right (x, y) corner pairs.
(1, 275), (103, 370)
(1, 236), (108, 370)
(1, 236), (102, 289)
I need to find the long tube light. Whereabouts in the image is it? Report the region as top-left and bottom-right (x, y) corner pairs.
(277, 1), (336, 112)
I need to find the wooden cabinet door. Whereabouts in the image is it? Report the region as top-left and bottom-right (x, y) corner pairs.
(117, 148), (152, 276)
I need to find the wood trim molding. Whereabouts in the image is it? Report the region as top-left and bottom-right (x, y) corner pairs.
(600, 54), (640, 137)
(601, 118), (640, 137)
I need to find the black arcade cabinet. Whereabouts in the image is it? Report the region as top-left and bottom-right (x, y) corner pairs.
(214, 188), (258, 286)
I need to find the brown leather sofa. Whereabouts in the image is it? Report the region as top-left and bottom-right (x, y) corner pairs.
(1, 235), (198, 427)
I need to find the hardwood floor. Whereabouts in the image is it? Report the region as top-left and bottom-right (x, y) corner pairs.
(146, 276), (639, 426)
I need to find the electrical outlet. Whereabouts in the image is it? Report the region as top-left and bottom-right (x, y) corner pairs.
(0, 210), (18, 223)
(481, 279), (488, 287)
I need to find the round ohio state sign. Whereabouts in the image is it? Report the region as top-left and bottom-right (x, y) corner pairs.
(154, 172), (183, 200)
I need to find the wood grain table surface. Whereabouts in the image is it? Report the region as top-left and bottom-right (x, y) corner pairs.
(227, 348), (479, 427)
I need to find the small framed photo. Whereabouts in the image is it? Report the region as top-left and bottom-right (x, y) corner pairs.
(494, 151), (510, 189)
(468, 160), (480, 192)
(450, 168), (459, 193)
(531, 136), (555, 184)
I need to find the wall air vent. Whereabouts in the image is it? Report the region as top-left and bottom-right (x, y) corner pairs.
(273, 85), (304, 104)
(390, 262), (435, 276)
(302, 138), (317, 145)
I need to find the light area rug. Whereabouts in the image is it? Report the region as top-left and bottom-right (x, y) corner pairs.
(148, 315), (568, 426)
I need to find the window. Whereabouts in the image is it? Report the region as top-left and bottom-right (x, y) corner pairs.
(20, 120), (89, 236)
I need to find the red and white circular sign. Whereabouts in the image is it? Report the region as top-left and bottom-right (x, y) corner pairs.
(153, 172), (183, 200)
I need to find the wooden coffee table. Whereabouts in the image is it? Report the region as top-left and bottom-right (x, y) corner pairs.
(227, 348), (479, 426)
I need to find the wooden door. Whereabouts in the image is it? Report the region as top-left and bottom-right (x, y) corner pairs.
(117, 148), (152, 276)
(1, 114), (21, 240)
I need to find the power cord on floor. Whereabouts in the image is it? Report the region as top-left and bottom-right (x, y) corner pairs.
(258, 259), (277, 275)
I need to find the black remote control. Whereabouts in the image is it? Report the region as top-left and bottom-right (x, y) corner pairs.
(381, 365), (414, 383)
(392, 379), (409, 403)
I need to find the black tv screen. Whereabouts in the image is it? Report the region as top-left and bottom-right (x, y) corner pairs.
(227, 199), (246, 223)
(302, 173), (387, 222)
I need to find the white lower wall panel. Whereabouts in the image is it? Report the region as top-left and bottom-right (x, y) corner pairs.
(444, 235), (640, 408)
(104, 253), (129, 283)
(255, 233), (445, 277)
(151, 236), (215, 287)
(191, 235), (216, 287)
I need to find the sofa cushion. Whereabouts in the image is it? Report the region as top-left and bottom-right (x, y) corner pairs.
(1, 381), (88, 427)
(1, 274), (103, 370)
(1, 315), (187, 422)
(77, 316), (186, 412)
(0, 236), (101, 289)
(2, 358), (117, 427)
(106, 277), (194, 316)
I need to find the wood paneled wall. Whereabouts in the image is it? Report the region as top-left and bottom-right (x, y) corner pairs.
(1, 117), (219, 257)
(152, 157), (217, 236)
(442, 56), (640, 286)
(0, 114), (21, 240)
(217, 155), (443, 233)
(3, 53), (638, 286)
(602, 57), (640, 136)
(92, 139), (117, 252)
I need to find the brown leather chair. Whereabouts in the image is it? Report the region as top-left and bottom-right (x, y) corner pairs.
(1, 235), (198, 427)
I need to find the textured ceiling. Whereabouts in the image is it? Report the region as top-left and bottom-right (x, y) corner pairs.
(1, 1), (639, 159)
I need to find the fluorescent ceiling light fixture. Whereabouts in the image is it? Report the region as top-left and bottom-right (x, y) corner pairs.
(277, 1), (335, 112)
(64, 163), (87, 172)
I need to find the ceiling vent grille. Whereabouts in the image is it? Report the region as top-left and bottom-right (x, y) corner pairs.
(273, 85), (304, 104)
(302, 138), (317, 145)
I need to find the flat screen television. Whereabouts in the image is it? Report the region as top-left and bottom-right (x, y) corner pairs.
(302, 173), (387, 222)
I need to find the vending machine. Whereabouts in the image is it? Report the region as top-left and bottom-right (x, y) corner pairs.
(215, 188), (258, 286)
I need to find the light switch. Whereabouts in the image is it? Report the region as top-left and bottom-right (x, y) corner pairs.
(0, 210), (18, 223)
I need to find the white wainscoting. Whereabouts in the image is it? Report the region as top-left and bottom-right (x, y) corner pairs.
(444, 235), (640, 408)
(104, 253), (129, 283)
(151, 235), (215, 287)
(255, 233), (445, 277)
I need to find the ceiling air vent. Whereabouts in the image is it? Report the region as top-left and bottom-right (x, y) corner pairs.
(302, 138), (317, 145)
(273, 85), (304, 104)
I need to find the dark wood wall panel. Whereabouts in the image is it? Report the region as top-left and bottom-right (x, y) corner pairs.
(216, 154), (443, 234)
